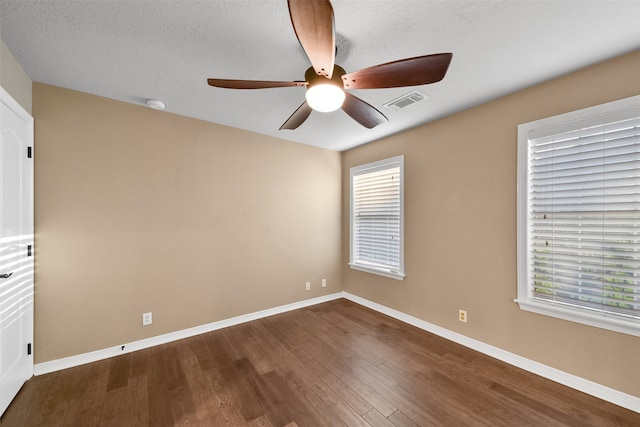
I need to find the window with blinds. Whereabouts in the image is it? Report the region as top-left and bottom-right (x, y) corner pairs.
(350, 155), (404, 280)
(517, 95), (640, 336)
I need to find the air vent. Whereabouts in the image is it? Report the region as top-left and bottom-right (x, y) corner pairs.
(384, 90), (427, 111)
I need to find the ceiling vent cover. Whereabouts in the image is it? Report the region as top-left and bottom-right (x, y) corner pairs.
(384, 90), (427, 111)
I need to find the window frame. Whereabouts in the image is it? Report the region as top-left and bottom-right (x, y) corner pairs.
(516, 94), (640, 337)
(349, 155), (405, 280)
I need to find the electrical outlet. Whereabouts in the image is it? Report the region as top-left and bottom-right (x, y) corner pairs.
(305, 281), (311, 291)
(142, 312), (153, 326)
(322, 278), (327, 287)
(458, 309), (467, 323)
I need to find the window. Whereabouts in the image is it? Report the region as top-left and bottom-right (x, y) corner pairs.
(350, 155), (404, 280)
(517, 95), (640, 336)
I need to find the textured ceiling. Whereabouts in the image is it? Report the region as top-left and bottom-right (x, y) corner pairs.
(1, 0), (639, 151)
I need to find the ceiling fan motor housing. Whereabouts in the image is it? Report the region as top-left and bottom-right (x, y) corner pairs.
(305, 65), (346, 89)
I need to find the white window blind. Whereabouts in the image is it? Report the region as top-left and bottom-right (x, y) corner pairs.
(350, 156), (404, 280)
(517, 95), (640, 336)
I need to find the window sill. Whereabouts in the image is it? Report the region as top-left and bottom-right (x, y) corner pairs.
(349, 263), (405, 281)
(514, 298), (640, 337)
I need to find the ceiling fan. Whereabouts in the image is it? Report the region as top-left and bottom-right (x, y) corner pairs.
(207, 0), (452, 130)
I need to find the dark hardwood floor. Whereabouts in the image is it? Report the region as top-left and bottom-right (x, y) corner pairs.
(1, 299), (638, 426)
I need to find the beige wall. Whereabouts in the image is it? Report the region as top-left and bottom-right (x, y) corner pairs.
(33, 83), (342, 363)
(341, 50), (640, 397)
(0, 38), (32, 113)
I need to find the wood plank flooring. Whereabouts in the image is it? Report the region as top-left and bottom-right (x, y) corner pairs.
(1, 299), (638, 426)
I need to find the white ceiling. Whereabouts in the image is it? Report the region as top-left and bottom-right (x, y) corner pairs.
(1, 1), (639, 151)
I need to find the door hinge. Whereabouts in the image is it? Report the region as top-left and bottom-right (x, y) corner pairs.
(27, 245), (32, 257)
(27, 343), (32, 355)
(27, 146), (32, 158)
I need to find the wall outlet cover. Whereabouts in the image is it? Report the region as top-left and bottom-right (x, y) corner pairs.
(142, 312), (153, 326)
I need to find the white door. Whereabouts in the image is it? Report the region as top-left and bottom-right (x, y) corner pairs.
(0, 86), (34, 417)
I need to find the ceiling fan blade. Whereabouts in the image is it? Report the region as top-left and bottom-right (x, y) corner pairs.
(280, 101), (313, 130)
(342, 92), (388, 129)
(341, 53), (453, 89)
(207, 79), (307, 89)
(288, 0), (335, 79)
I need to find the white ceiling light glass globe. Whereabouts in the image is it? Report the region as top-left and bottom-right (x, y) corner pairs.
(305, 84), (345, 112)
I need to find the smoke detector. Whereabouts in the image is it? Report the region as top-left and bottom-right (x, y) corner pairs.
(146, 99), (165, 110)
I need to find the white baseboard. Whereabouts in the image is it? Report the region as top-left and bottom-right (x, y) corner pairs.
(342, 292), (640, 414)
(34, 290), (639, 414)
(33, 292), (343, 376)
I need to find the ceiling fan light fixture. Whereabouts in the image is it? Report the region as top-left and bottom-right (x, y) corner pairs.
(305, 83), (345, 112)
